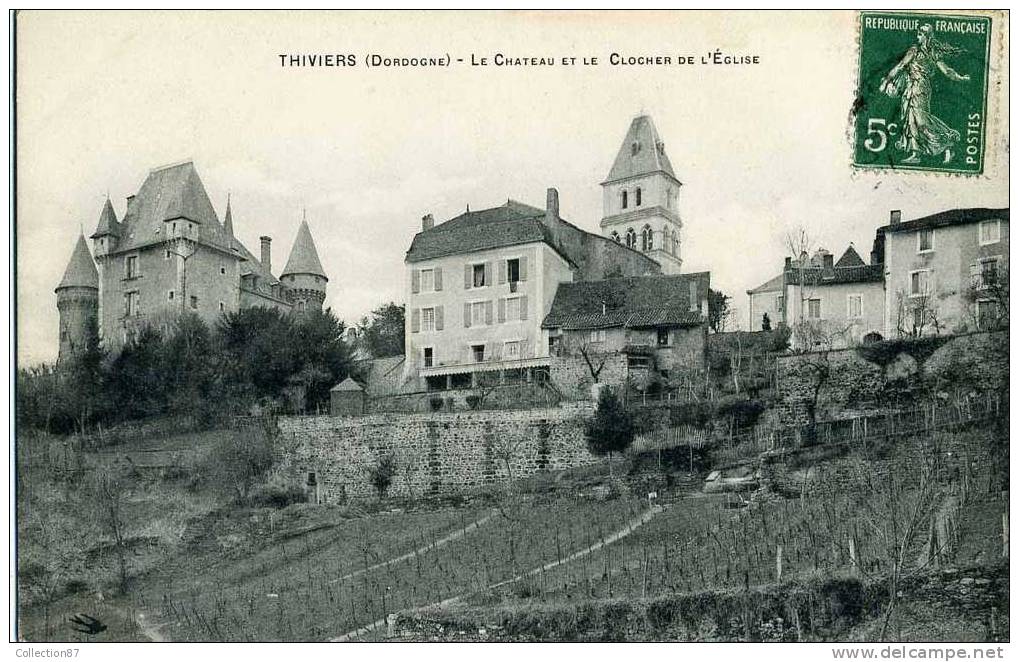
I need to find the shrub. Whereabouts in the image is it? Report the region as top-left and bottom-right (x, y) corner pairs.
(584, 388), (635, 477)
(429, 396), (444, 412)
(248, 476), (306, 509)
(714, 396), (766, 429)
(465, 395), (482, 410)
(368, 452), (398, 498)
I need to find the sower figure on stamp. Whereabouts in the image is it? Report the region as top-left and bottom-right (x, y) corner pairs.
(879, 23), (970, 164)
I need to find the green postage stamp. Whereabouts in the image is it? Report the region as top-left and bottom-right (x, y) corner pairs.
(854, 12), (992, 175)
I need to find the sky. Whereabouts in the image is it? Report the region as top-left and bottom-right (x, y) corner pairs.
(16, 10), (1009, 365)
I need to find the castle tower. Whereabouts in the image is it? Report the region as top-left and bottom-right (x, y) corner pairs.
(600, 115), (683, 274)
(280, 217), (328, 312)
(90, 197), (121, 259)
(55, 233), (100, 365)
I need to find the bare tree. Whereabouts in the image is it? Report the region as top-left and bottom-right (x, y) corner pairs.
(783, 226), (815, 328)
(964, 263), (1009, 331)
(93, 467), (130, 594)
(792, 321), (853, 443)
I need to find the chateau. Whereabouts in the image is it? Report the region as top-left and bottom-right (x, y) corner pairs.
(55, 160), (328, 363)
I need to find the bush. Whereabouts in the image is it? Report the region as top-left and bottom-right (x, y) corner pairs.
(429, 396), (444, 412)
(248, 476), (306, 509)
(669, 401), (712, 429)
(465, 395), (482, 410)
(584, 389), (635, 476)
(714, 396), (766, 429)
(368, 452), (398, 498)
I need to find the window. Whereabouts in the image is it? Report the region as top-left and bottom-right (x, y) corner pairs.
(611, 231), (620, 243)
(297, 300), (306, 311)
(167, 290), (174, 302)
(628, 356), (651, 368)
(672, 230), (679, 256)
(420, 268), (435, 292)
(625, 228), (637, 249)
(472, 264), (486, 288)
(125, 255), (139, 278)
(124, 291), (139, 317)
(912, 307), (925, 333)
(635, 187), (642, 206)
(189, 295), (199, 310)
(219, 302), (225, 312)
(505, 297), (521, 320)
(621, 190), (628, 209)
(504, 340), (521, 359)
(848, 294), (863, 318)
(918, 228), (934, 253)
(471, 344), (486, 363)
(589, 329), (606, 343)
(910, 270), (930, 296)
(641, 225), (653, 252)
(776, 295), (784, 312)
(220, 266), (226, 275)
(977, 300), (999, 329)
(422, 347), (434, 368)
(631, 141), (640, 155)
(979, 258), (999, 287)
(471, 301), (487, 326)
(657, 328), (669, 346)
(421, 307), (436, 332)
(807, 298), (821, 319)
(980, 220), (1001, 245)
(165, 250), (172, 260)
(507, 259), (520, 283)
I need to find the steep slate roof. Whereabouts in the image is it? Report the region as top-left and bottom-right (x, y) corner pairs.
(56, 234), (99, 291)
(405, 200), (551, 264)
(785, 263), (883, 286)
(542, 273), (709, 330)
(834, 245), (866, 268)
(223, 195), (234, 236)
(603, 115), (679, 183)
(281, 220), (327, 279)
(880, 207), (1009, 234)
(747, 272), (784, 295)
(113, 161), (232, 254)
(91, 198), (121, 238)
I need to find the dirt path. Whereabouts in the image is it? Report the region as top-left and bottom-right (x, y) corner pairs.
(327, 509), (498, 586)
(329, 504), (664, 642)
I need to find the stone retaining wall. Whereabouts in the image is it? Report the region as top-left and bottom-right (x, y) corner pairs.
(277, 403), (597, 501)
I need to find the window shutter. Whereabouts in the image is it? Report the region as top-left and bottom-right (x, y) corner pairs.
(435, 305), (444, 331)
(411, 308), (420, 333)
(411, 269), (420, 294)
(485, 300), (493, 325)
(519, 256), (528, 281)
(499, 260), (507, 284)
(498, 298), (506, 323)
(485, 262), (493, 286)
(434, 267), (443, 291)
(464, 264), (472, 289)
(464, 302), (471, 328)
(520, 295), (528, 320)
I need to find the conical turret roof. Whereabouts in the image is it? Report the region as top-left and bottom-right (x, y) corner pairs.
(281, 219), (327, 279)
(223, 194), (234, 236)
(91, 197), (121, 238)
(604, 115), (678, 184)
(56, 234), (99, 291)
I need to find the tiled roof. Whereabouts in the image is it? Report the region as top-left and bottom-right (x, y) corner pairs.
(785, 263), (883, 286)
(834, 245), (866, 268)
(56, 234), (99, 291)
(91, 198), (121, 238)
(604, 115), (678, 183)
(114, 161), (231, 253)
(543, 273), (708, 330)
(880, 207), (1009, 234)
(405, 201), (550, 263)
(747, 272), (784, 295)
(281, 220), (327, 279)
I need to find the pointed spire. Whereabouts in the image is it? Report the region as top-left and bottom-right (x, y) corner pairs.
(604, 114), (678, 183)
(91, 197), (121, 238)
(56, 234), (99, 291)
(281, 217), (328, 280)
(223, 193), (234, 236)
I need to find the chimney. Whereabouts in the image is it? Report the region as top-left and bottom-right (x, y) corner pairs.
(422, 214), (434, 231)
(890, 209), (902, 225)
(260, 235), (272, 273)
(784, 256), (792, 270)
(545, 187), (559, 224)
(823, 253), (834, 270)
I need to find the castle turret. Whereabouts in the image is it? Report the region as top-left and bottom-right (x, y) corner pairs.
(90, 197), (121, 259)
(280, 216), (328, 312)
(600, 115), (684, 274)
(55, 234), (100, 365)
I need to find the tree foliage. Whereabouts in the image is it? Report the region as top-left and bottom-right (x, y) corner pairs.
(357, 302), (406, 358)
(707, 288), (732, 333)
(584, 387), (635, 459)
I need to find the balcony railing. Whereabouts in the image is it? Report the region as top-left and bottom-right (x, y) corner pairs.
(419, 354), (551, 377)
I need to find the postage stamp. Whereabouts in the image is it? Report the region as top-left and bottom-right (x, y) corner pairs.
(854, 11), (992, 175)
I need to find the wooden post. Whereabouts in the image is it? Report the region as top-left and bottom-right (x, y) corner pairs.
(776, 544), (783, 582)
(1003, 511), (1008, 559)
(849, 536), (858, 575)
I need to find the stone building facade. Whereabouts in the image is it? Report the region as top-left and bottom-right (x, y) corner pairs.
(56, 160), (329, 354)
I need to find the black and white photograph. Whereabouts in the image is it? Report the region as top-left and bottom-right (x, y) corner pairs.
(8, 8), (1012, 654)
